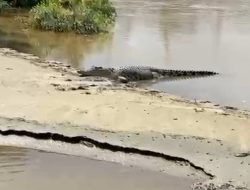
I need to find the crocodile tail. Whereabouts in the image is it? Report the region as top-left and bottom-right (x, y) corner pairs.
(158, 70), (218, 77)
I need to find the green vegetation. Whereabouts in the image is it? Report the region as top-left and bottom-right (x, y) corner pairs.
(30, 0), (116, 34)
(0, 0), (116, 34)
(0, 0), (9, 12)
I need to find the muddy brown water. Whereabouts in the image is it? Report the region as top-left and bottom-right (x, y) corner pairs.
(0, 0), (250, 110)
(0, 146), (194, 190)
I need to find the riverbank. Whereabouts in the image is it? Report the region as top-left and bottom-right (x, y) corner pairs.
(0, 48), (250, 189)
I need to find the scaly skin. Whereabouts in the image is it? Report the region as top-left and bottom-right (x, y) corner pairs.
(78, 66), (218, 83)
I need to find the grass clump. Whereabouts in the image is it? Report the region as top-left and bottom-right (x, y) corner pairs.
(30, 0), (116, 34)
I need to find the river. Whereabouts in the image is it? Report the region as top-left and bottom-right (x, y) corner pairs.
(0, 0), (250, 109)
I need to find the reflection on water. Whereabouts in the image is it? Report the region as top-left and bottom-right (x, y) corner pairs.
(0, 146), (27, 182)
(0, 146), (193, 190)
(0, 14), (113, 68)
(0, 0), (250, 109)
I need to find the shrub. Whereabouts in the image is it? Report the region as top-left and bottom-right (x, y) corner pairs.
(30, 0), (116, 34)
(0, 0), (9, 11)
(5, 0), (41, 7)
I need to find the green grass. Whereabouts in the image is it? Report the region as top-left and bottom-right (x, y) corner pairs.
(30, 0), (116, 34)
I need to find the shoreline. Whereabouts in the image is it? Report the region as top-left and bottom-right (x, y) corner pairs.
(0, 48), (250, 189)
(0, 48), (249, 145)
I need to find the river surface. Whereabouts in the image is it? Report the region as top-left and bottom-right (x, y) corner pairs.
(0, 146), (193, 190)
(0, 0), (250, 109)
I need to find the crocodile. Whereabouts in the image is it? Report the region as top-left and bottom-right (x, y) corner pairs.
(78, 66), (218, 83)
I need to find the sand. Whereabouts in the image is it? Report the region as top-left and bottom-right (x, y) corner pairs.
(0, 49), (249, 150)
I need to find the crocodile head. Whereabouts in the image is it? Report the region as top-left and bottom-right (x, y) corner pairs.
(78, 67), (115, 77)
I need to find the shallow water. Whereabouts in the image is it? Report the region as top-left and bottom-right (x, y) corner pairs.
(0, 146), (193, 190)
(0, 0), (250, 109)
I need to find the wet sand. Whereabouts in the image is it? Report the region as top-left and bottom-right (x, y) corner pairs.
(0, 146), (194, 190)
